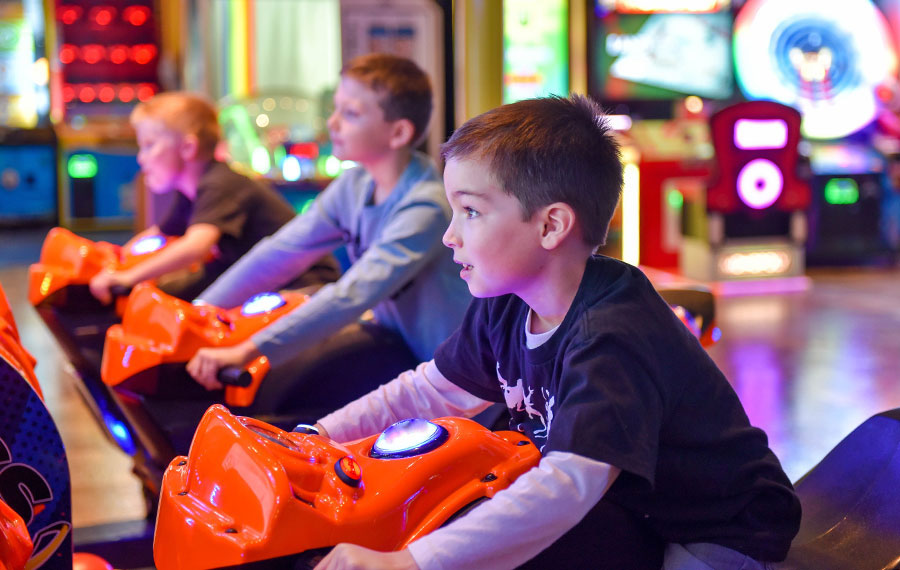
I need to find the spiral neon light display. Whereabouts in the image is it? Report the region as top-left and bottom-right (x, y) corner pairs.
(734, 0), (897, 139)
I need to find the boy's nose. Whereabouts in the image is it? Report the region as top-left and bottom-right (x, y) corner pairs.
(441, 222), (457, 249)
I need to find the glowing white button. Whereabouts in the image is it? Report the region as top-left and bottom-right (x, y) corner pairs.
(736, 158), (783, 210)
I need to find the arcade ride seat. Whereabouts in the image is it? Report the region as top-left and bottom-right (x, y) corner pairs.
(776, 408), (900, 570)
(99, 284), (419, 512)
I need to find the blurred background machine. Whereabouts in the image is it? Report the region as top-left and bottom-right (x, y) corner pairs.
(0, 0), (55, 226)
(50, 0), (165, 231)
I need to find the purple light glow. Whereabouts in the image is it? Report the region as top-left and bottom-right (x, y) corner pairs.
(737, 158), (783, 209)
(734, 118), (788, 150)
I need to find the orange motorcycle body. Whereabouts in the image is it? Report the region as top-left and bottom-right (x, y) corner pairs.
(153, 405), (540, 569)
(102, 284), (307, 406)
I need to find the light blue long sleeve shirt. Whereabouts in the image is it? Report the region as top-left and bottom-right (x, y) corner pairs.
(197, 151), (472, 366)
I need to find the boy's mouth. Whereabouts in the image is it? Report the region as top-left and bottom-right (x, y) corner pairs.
(456, 261), (473, 271)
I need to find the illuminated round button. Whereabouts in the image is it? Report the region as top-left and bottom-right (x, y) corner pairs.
(240, 292), (286, 316)
(371, 418), (449, 459)
(130, 235), (167, 255)
(335, 456), (362, 487)
(736, 158), (783, 210)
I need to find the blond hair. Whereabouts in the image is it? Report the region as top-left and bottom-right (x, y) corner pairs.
(130, 92), (221, 159)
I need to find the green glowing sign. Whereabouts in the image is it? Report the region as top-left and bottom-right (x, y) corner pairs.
(68, 154), (98, 179)
(823, 178), (859, 205)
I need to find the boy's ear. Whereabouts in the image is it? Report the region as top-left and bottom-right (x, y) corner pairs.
(538, 202), (578, 250)
(388, 118), (416, 150)
(179, 133), (201, 161)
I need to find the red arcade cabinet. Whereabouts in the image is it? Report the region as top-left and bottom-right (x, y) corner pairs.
(680, 100), (812, 285)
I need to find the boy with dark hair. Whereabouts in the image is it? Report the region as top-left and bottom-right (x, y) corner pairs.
(186, 54), (471, 393)
(312, 95), (800, 569)
(89, 91), (338, 303)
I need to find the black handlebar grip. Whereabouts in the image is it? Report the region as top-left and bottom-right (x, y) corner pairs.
(109, 284), (133, 297)
(217, 366), (252, 387)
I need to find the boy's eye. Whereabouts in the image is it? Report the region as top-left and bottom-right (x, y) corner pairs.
(464, 207), (479, 219)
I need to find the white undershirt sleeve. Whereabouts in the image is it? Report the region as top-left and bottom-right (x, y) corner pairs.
(317, 360), (493, 443)
(407, 452), (620, 570)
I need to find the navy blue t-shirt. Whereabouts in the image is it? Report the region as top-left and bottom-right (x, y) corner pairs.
(434, 255), (800, 561)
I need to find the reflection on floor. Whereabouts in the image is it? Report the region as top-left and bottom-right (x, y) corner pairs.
(2, 226), (900, 528)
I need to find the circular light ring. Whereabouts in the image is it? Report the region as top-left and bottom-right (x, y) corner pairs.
(734, 0), (897, 139)
(371, 418), (449, 459)
(130, 234), (167, 255)
(737, 159), (784, 210)
(240, 292), (287, 316)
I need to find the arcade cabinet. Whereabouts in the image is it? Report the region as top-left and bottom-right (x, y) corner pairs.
(732, 0), (900, 265)
(50, 0), (164, 231)
(0, 1), (57, 226)
(680, 100), (812, 284)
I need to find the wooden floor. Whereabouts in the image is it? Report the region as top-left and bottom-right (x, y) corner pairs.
(2, 226), (900, 528)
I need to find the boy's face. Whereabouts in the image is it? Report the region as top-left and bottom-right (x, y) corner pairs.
(327, 76), (397, 165)
(443, 157), (546, 299)
(134, 119), (186, 194)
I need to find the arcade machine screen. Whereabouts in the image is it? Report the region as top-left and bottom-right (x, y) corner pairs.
(0, 0), (56, 225)
(502, 0), (568, 103)
(588, 7), (735, 115)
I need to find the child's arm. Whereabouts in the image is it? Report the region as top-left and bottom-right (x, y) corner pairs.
(317, 453), (620, 570)
(190, 179), (454, 385)
(89, 223), (220, 304)
(315, 360), (493, 442)
(405, 453), (620, 569)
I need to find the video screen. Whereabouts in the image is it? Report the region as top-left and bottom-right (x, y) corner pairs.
(589, 12), (735, 101)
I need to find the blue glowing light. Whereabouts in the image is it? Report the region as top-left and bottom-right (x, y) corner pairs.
(131, 235), (167, 255)
(104, 414), (136, 456)
(712, 327), (723, 343)
(240, 292), (286, 316)
(371, 418), (448, 459)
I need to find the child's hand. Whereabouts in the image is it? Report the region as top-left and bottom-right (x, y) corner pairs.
(186, 342), (260, 390)
(314, 544), (418, 570)
(89, 270), (131, 305)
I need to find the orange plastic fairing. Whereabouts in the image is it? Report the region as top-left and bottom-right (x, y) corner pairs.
(0, 498), (33, 570)
(153, 405), (540, 569)
(102, 285), (307, 406)
(27, 227), (180, 307)
(0, 284), (41, 399)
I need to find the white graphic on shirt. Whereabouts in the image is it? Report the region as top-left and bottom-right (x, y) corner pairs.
(496, 363), (556, 451)
(497, 363), (527, 412)
(523, 386), (541, 419)
(533, 388), (555, 440)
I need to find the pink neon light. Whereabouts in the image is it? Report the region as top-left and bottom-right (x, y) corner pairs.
(737, 158), (783, 209)
(734, 119), (788, 150)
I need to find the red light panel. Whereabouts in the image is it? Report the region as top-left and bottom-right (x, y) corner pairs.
(79, 86), (96, 103)
(91, 6), (116, 26)
(118, 84), (135, 102)
(137, 83), (155, 101)
(132, 44), (156, 65)
(109, 45), (128, 64)
(81, 44), (105, 64)
(59, 6), (82, 25)
(59, 44), (78, 65)
(62, 85), (75, 102)
(123, 5), (150, 26)
(98, 84), (116, 103)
